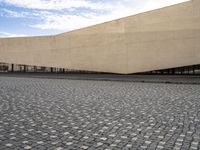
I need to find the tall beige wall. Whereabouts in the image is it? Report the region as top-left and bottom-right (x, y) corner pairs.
(0, 0), (200, 74)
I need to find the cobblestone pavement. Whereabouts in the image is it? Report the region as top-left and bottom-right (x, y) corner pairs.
(0, 77), (200, 150)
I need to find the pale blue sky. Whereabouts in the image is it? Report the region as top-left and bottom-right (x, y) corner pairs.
(0, 0), (188, 37)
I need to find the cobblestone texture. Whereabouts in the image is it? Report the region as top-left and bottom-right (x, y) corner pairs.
(0, 77), (200, 150)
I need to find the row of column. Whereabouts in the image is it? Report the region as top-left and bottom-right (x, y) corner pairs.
(149, 65), (200, 75)
(1, 63), (200, 74)
(9, 64), (66, 73)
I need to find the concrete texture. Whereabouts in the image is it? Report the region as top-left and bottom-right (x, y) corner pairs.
(0, 77), (200, 149)
(0, 0), (200, 74)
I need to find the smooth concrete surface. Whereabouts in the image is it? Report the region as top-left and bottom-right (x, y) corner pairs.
(0, 0), (200, 74)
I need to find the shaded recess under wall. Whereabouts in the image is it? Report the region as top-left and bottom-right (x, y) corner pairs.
(1, 62), (200, 75)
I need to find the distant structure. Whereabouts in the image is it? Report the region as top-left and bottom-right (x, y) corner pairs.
(0, 0), (200, 74)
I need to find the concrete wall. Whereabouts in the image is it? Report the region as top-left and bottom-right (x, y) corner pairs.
(0, 0), (200, 74)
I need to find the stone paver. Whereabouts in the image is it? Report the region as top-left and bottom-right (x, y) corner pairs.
(0, 76), (200, 150)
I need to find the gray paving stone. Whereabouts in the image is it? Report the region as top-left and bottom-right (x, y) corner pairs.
(0, 76), (200, 149)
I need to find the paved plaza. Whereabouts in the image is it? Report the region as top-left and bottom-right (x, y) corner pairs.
(0, 76), (200, 150)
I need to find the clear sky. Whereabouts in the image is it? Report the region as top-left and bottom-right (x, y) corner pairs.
(0, 0), (188, 37)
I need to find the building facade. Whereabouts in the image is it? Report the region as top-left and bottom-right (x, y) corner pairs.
(0, 0), (200, 74)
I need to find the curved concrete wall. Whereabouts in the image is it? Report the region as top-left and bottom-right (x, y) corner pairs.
(0, 0), (200, 74)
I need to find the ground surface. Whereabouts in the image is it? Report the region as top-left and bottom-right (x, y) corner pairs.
(1, 73), (200, 84)
(0, 76), (200, 150)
